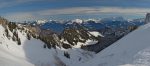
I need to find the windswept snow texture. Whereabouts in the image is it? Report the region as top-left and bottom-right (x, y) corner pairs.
(79, 23), (150, 66)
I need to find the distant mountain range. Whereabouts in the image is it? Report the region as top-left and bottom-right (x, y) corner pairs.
(25, 17), (145, 34)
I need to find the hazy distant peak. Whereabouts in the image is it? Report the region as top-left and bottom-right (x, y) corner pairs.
(72, 19), (83, 24)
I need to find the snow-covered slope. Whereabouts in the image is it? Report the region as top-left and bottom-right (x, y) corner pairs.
(79, 23), (150, 66)
(0, 25), (34, 66)
(0, 24), (95, 66)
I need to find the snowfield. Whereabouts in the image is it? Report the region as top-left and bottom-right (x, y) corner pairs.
(89, 31), (104, 37)
(0, 25), (34, 66)
(79, 23), (150, 66)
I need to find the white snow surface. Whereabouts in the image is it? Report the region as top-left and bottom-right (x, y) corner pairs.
(79, 23), (150, 66)
(0, 25), (34, 66)
(89, 31), (104, 37)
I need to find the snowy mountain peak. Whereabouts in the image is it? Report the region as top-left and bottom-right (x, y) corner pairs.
(85, 19), (99, 23)
(36, 20), (47, 24)
(101, 16), (125, 22)
(87, 19), (96, 21)
(72, 19), (83, 24)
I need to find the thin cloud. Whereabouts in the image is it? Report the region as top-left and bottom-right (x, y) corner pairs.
(0, 0), (41, 9)
(4, 7), (150, 22)
(4, 12), (36, 22)
(37, 7), (150, 15)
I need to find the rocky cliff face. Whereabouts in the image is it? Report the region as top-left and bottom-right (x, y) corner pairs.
(145, 13), (150, 23)
(61, 23), (100, 46)
(0, 17), (8, 28)
(22, 22), (102, 50)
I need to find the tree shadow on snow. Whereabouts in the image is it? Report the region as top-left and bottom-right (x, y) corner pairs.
(23, 38), (66, 66)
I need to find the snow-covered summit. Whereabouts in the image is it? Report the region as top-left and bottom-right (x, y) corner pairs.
(36, 20), (47, 24)
(72, 19), (83, 24)
(84, 19), (100, 23)
(101, 16), (123, 21)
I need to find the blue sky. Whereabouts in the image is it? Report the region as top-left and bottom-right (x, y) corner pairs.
(0, 0), (150, 22)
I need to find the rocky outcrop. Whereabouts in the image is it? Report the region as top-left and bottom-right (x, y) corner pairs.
(145, 13), (150, 23)
(0, 17), (8, 27)
(61, 23), (101, 46)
